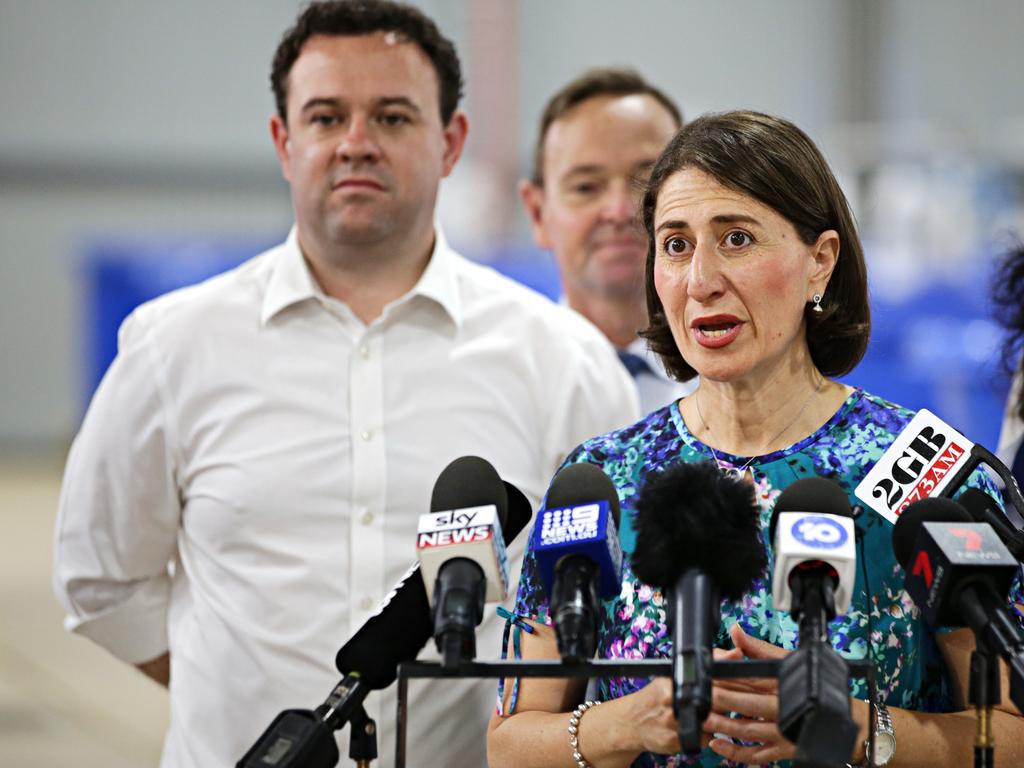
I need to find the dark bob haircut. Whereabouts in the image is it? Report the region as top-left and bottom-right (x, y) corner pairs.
(640, 110), (870, 381)
(270, 0), (464, 125)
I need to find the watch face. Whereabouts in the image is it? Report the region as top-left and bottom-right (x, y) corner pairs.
(871, 732), (896, 764)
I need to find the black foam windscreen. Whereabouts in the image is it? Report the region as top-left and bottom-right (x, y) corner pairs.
(631, 461), (766, 601)
(545, 462), (621, 527)
(334, 563), (433, 688)
(430, 455), (509, 527)
(768, 477), (852, 545)
(891, 497), (971, 568)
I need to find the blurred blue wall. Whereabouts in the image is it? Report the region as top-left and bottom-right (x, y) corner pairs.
(81, 239), (1012, 450)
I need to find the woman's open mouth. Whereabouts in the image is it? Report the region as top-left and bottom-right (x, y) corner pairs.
(692, 316), (743, 348)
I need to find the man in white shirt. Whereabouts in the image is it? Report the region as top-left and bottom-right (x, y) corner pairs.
(52, 3), (638, 767)
(520, 69), (696, 414)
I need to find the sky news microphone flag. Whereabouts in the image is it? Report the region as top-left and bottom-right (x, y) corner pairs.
(417, 456), (515, 665)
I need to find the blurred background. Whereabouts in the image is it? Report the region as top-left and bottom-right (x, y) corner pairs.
(2, 0), (1023, 764)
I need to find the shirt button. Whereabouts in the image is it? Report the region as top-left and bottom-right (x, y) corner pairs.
(360, 510), (374, 525)
(359, 344), (370, 359)
(361, 430), (372, 441)
(360, 596), (374, 610)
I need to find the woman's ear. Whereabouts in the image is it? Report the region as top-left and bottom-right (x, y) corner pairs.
(809, 229), (840, 298)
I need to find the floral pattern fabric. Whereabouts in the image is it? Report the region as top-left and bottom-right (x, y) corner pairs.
(512, 389), (1024, 767)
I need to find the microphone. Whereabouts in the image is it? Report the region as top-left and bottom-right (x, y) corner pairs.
(769, 477), (858, 618)
(854, 408), (1024, 531)
(238, 457), (532, 768)
(958, 488), (1024, 562)
(769, 478), (860, 767)
(892, 497), (1024, 712)
(532, 462), (622, 663)
(631, 461), (766, 755)
(418, 456), (513, 667)
(335, 469), (531, 685)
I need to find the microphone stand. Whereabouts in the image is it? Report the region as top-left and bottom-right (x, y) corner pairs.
(968, 646), (1000, 768)
(958, 581), (1024, 768)
(347, 705), (378, 768)
(778, 572), (860, 768)
(672, 568), (715, 754)
(395, 658), (878, 768)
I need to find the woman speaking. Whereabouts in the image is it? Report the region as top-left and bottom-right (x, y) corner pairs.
(487, 111), (1024, 767)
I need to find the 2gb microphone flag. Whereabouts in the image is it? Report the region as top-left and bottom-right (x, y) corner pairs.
(855, 409), (975, 525)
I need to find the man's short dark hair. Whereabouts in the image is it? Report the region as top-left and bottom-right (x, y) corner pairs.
(271, 0), (464, 125)
(530, 68), (682, 186)
(640, 110), (871, 382)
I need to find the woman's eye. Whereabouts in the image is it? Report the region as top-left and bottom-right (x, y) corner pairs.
(725, 231), (752, 248)
(665, 237), (690, 256)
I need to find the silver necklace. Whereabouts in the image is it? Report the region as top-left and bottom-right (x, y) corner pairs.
(693, 377), (825, 480)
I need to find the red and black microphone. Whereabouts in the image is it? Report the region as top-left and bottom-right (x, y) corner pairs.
(893, 498), (1024, 713)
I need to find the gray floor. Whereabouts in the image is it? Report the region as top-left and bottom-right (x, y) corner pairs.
(1, 459), (167, 766)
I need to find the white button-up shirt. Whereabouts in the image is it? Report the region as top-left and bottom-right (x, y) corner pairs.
(53, 227), (639, 768)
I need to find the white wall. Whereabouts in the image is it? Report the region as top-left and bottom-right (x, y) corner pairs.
(2, 0), (1023, 450)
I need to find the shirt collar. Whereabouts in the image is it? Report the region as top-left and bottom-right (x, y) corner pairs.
(406, 225), (463, 328)
(261, 227), (321, 325)
(261, 225), (463, 327)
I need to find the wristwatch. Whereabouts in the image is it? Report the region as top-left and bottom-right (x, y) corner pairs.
(848, 700), (895, 767)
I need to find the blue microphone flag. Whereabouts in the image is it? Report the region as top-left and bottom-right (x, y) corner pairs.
(533, 499), (622, 599)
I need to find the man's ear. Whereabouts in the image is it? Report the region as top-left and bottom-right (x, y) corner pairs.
(270, 114), (292, 183)
(440, 110), (469, 177)
(518, 178), (552, 250)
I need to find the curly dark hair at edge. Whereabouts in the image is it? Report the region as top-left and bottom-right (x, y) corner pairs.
(270, 0), (464, 125)
(639, 110), (871, 382)
(993, 241), (1024, 420)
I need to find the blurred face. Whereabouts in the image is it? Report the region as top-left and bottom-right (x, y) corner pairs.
(522, 94), (677, 302)
(652, 168), (838, 383)
(270, 34), (466, 251)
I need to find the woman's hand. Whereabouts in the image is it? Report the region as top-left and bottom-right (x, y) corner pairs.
(624, 640), (750, 757)
(703, 623), (799, 765)
(624, 677), (686, 755)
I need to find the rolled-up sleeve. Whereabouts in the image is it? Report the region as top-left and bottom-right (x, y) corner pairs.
(53, 310), (182, 664)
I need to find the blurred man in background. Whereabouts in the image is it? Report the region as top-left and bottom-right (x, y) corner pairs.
(53, 3), (637, 766)
(520, 69), (696, 413)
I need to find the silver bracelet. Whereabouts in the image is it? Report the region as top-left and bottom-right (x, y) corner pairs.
(568, 700), (601, 768)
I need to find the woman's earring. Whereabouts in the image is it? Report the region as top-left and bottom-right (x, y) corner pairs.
(811, 293), (823, 313)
